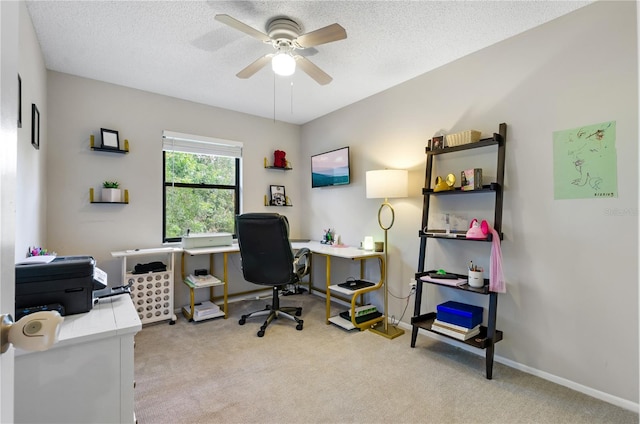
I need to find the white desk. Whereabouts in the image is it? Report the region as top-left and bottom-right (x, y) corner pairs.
(114, 242), (385, 330)
(15, 294), (141, 424)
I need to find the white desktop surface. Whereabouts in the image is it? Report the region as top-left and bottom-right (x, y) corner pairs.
(296, 241), (382, 259)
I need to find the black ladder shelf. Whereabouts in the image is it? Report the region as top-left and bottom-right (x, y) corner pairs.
(410, 123), (507, 379)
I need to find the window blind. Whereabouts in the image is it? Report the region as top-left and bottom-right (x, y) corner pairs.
(162, 130), (243, 158)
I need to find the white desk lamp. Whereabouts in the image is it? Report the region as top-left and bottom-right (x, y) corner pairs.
(366, 169), (408, 339)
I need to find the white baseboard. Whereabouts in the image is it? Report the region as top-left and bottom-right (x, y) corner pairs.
(397, 322), (638, 413)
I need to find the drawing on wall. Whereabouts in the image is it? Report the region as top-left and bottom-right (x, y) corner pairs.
(553, 121), (617, 200)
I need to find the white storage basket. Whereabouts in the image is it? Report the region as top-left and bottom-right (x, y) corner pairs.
(128, 271), (174, 324)
(446, 130), (481, 147)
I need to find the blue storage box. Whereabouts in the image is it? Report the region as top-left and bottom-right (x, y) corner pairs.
(436, 301), (483, 329)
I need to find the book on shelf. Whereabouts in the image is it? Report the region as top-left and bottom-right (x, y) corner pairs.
(193, 301), (221, 318)
(419, 274), (467, 286)
(186, 274), (221, 287)
(431, 321), (481, 341)
(433, 319), (480, 334)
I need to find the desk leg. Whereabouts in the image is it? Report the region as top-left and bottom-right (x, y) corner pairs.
(222, 253), (229, 318)
(325, 255), (332, 324)
(181, 251), (186, 281)
(181, 286), (195, 321)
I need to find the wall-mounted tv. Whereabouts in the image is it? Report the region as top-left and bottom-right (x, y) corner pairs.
(311, 146), (350, 188)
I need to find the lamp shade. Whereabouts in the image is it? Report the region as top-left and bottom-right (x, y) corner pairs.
(366, 169), (408, 199)
(272, 52), (296, 76)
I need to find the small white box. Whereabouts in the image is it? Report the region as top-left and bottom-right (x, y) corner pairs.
(182, 232), (232, 249)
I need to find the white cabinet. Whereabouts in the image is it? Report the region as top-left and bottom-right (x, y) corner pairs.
(15, 295), (141, 423)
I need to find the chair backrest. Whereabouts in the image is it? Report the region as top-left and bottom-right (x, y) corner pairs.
(236, 213), (295, 286)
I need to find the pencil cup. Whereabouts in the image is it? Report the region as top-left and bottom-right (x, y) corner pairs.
(468, 270), (484, 288)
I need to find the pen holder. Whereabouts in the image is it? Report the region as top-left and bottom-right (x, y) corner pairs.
(468, 270), (484, 288)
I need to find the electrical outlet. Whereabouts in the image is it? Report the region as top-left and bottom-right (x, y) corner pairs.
(409, 278), (417, 290)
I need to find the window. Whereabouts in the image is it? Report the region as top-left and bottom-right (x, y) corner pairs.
(162, 131), (242, 242)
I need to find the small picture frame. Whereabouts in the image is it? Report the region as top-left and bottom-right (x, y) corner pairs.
(432, 135), (445, 150)
(270, 185), (286, 206)
(31, 103), (39, 150)
(101, 128), (120, 150)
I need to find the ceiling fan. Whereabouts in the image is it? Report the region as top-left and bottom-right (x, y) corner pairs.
(215, 14), (347, 85)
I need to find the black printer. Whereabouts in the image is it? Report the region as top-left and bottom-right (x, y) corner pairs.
(15, 255), (107, 317)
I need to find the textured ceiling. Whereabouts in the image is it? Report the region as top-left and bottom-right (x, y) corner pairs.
(26, 1), (591, 125)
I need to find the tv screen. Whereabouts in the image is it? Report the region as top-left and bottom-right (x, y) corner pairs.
(311, 147), (350, 188)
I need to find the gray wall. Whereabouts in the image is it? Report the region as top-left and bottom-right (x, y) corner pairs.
(16, 0), (47, 262)
(45, 72), (302, 309)
(300, 1), (638, 406)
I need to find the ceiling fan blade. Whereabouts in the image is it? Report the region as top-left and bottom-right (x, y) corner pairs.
(296, 56), (332, 85)
(215, 14), (271, 43)
(236, 54), (273, 79)
(296, 23), (347, 48)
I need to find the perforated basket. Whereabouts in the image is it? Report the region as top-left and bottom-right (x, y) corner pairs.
(446, 130), (481, 147)
(128, 271), (174, 324)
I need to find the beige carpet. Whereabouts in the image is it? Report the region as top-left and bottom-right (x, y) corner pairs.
(134, 294), (637, 424)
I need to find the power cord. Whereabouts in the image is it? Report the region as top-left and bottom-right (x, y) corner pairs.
(387, 285), (416, 326)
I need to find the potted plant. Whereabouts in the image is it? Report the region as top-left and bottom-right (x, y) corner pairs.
(102, 181), (122, 202)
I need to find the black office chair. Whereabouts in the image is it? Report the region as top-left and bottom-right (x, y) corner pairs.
(236, 213), (310, 337)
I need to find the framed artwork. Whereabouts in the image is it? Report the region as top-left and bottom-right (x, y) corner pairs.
(18, 74), (22, 128)
(432, 135), (445, 150)
(270, 185), (286, 206)
(31, 104), (39, 150)
(101, 128), (120, 149)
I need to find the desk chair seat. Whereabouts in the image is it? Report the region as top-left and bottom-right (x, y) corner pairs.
(236, 213), (310, 337)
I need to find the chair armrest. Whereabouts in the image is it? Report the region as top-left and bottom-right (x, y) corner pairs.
(294, 248), (311, 279)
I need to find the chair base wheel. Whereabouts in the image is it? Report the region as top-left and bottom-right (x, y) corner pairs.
(296, 322), (303, 331)
(239, 317), (246, 325)
(257, 330), (265, 337)
(295, 308), (302, 316)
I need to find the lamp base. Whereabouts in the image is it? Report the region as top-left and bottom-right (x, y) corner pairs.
(369, 320), (405, 339)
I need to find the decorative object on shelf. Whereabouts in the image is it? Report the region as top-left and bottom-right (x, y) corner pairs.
(31, 103), (40, 150)
(465, 218), (489, 240)
(374, 241), (384, 252)
(273, 150), (287, 168)
(433, 173), (456, 192)
(429, 135), (445, 150)
(461, 168), (483, 191)
(365, 168), (408, 339)
(446, 130), (481, 147)
(269, 185), (286, 206)
(102, 181), (122, 203)
(91, 134), (129, 152)
(363, 236), (374, 251)
(90, 188), (129, 203)
(100, 128), (120, 150)
(468, 268), (484, 288)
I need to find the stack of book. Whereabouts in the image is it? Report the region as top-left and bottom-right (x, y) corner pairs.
(192, 301), (222, 321)
(432, 301), (484, 341)
(185, 273), (221, 287)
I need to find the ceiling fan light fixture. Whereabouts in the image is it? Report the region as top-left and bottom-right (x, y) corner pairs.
(272, 52), (296, 76)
